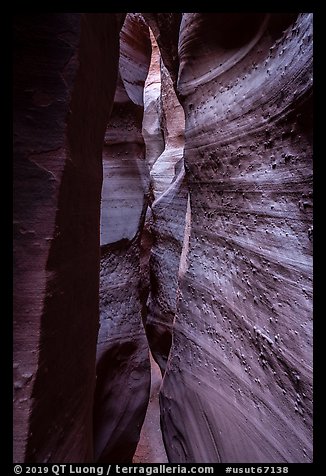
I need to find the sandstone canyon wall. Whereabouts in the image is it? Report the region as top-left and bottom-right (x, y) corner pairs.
(13, 13), (124, 462)
(149, 13), (313, 463)
(141, 32), (188, 373)
(13, 12), (313, 465)
(94, 14), (152, 463)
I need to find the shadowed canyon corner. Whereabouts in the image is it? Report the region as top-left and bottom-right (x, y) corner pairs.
(13, 13), (313, 464)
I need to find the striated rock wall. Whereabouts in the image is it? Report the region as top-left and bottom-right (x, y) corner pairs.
(94, 235), (150, 463)
(146, 171), (189, 373)
(94, 14), (152, 463)
(132, 353), (169, 463)
(13, 13), (124, 462)
(13, 12), (313, 465)
(100, 14), (151, 246)
(141, 27), (188, 373)
(150, 61), (185, 199)
(142, 31), (165, 170)
(158, 13), (313, 463)
(142, 14), (182, 89)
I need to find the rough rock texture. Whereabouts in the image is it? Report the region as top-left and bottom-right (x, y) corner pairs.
(146, 172), (188, 373)
(94, 236), (150, 463)
(13, 13), (124, 463)
(142, 31), (165, 170)
(158, 13), (313, 463)
(100, 14), (151, 245)
(141, 30), (188, 373)
(13, 12), (313, 465)
(94, 14), (152, 463)
(133, 353), (168, 463)
(150, 62), (185, 199)
(142, 14), (182, 89)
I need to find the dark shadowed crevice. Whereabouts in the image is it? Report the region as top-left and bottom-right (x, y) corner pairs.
(159, 12), (313, 463)
(133, 25), (191, 463)
(140, 27), (188, 379)
(21, 13), (123, 463)
(14, 12), (312, 466)
(93, 13), (152, 464)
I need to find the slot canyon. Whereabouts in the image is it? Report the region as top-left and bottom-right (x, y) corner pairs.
(13, 13), (313, 464)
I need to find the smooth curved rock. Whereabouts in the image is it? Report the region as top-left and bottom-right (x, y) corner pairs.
(146, 170), (189, 373)
(94, 13), (152, 463)
(13, 13), (124, 463)
(94, 234), (150, 463)
(159, 13), (313, 463)
(132, 353), (169, 463)
(142, 31), (165, 170)
(100, 14), (151, 246)
(141, 30), (187, 374)
(150, 61), (185, 199)
(13, 12), (313, 465)
(142, 14), (182, 89)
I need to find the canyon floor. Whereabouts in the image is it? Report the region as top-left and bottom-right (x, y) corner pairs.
(133, 353), (168, 463)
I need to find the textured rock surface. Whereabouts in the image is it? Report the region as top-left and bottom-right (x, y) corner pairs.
(141, 30), (187, 373)
(150, 62), (185, 199)
(142, 14), (182, 89)
(94, 236), (150, 463)
(100, 14), (151, 245)
(146, 171), (188, 373)
(13, 12), (313, 465)
(142, 31), (164, 170)
(133, 353), (168, 463)
(94, 14), (152, 463)
(13, 13), (124, 463)
(159, 13), (313, 463)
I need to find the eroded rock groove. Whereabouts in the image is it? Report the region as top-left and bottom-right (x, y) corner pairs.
(14, 12), (312, 465)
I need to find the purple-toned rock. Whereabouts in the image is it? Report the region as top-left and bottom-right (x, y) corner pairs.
(159, 13), (313, 463)
(13, 12), (313, 465)
(142, 31), (165, 170)
(141, 29), (187, 373)
(13, 13), (124, 462)
(94, 14), (152, 463)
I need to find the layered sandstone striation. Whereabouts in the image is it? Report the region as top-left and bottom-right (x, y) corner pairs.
(150, 62), (185, 199)
(133, 353), (168, 463)
(141, 29), (188, 373)
(13, 13), (124, 462)
(142, 31), (164, 170)
(94, 236), (150, 463)
(146, 171), (189, 373)
(94, 14), (152, 463)
(142, 14), (182, 89)
(13, 12), (313, 465)
(157, 13), (313, 463)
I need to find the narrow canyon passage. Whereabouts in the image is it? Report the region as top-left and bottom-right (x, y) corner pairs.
(95, 23), (186, 462)
(13, 13), (313, 464)
(133, 353), (168, 463)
